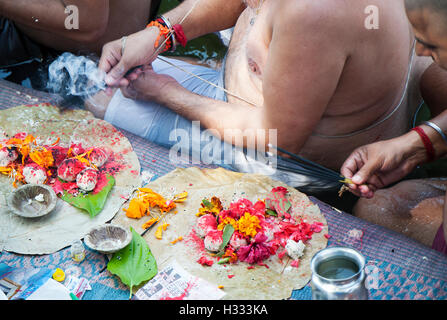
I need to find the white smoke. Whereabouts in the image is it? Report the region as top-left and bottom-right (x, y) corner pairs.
(47, 52), (106, 98)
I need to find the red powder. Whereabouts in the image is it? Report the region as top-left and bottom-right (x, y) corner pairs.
(291, 260), (300, 268)
(160, 280), (196, 300)
(92, 172), (108, 194)
(184, 229), (206, 253)
(197, 256), (214, 267)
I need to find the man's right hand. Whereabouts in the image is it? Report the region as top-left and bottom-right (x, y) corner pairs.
(98, 26), (162, 88)
(340, 132), (427, 198)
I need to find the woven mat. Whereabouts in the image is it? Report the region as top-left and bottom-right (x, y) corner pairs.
(0, 79), (446, 300)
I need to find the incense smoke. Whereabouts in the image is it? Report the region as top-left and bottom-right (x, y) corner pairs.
(47, 52), (106, 98)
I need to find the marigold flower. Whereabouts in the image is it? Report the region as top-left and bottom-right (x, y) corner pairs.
(217, 216), (238, 231)
(237, 212), (261, 238)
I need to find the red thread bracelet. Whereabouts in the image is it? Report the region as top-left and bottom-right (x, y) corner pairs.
(173, 24), (187, 47)
(411, 126), (436, 162)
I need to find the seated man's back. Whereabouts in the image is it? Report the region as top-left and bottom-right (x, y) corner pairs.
(225, 0), (432, 170)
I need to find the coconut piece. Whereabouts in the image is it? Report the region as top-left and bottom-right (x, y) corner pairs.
(204, 229), (223, 252)
(229, 231), (248, 250)
(57, 158), (85, 182)
(69, 143), (85, 156)
(89, 148), (108, 167)
(23, 163), (47, 184)
(0, 147), (18, 167)
(285, 239), (305, 260)
(196, 214), (217, 238)
(76, 168), (98, 192)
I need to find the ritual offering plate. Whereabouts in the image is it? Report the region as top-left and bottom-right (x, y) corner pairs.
(0, 104), (141, 254)
(113, 167), (328, 300)
(8, 184), (57, 218)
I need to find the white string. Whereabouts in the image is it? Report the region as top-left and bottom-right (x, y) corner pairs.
(156, 56), (258, 107)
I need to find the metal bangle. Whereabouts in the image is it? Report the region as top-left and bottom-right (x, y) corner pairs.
(422, 121), (447, 145)
(121, 36), (127, 56)
(157, 15), (177, 52)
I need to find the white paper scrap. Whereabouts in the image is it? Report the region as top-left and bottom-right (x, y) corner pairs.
(135, 260), (225, 300)
(27, 278), (71, 300)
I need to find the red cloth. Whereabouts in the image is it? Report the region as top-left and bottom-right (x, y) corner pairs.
(432, 224), (447, 255)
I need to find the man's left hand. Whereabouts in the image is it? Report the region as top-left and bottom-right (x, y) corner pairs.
(121, 65), (179, 103)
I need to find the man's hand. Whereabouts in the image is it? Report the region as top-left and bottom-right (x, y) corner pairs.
(120, 65), (180, 103)
(98, 27), (162, 88)
(340, 132), (427, 198)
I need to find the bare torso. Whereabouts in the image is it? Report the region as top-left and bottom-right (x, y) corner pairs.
(225, 0), (433, 170)
(16, 0), (153, 54)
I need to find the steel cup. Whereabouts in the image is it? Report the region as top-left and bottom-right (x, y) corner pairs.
(310, 246), (369, 300)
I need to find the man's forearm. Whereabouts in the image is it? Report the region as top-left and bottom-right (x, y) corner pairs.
(421, 110), (447, 158)
(0, 0), (65, 30)
(159, 83), (269, 148)
(163, 0), (245, 41)
(0, 0), (108, 41)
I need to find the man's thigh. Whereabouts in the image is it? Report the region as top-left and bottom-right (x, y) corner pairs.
(353, 178), (447, 247)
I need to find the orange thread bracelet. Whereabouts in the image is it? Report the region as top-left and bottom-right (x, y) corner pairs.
(146, 20), (172, 52)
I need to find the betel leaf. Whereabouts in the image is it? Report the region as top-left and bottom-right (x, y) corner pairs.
(281, 199), (292, 213)
(215, 224), (234, 257)
(266, 209), (278, 217)
(266, 191), (292, 217)
(107, 227), (158, 299)
(60, 174), (115, 218)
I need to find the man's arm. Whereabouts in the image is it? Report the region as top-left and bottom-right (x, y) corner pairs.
(341, 110), (447, 198)
(162, 0), (245, 41)
(0, 0), (109, 43)
(122, 2), (348, 151)
(99, 0), (245, 86)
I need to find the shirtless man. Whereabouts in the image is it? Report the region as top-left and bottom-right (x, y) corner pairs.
(96, 0), (433, 195)
(341, 0), (447, 251)
(0, 0), (160, 67)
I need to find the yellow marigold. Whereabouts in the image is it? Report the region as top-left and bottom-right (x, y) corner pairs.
(29, 147), (54, 168)
(217, 217), (238, 231)
(237, 212), (261, 238)
(196, 196), (223, 217)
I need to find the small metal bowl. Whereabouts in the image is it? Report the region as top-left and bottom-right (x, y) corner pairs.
(7, 184), (57, 218)
(84, 224), (132, 254)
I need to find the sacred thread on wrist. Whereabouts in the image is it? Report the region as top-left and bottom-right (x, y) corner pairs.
(146, 20), (172, 52)
(411, 126), (436, 162)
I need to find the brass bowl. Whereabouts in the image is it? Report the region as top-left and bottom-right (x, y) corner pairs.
(84, 224), (132, 254)
(7, 184), (57, 218)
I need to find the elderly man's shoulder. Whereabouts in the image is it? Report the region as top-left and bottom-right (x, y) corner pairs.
(272, 0), (358, 40)
(274, 0), (361, 28)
